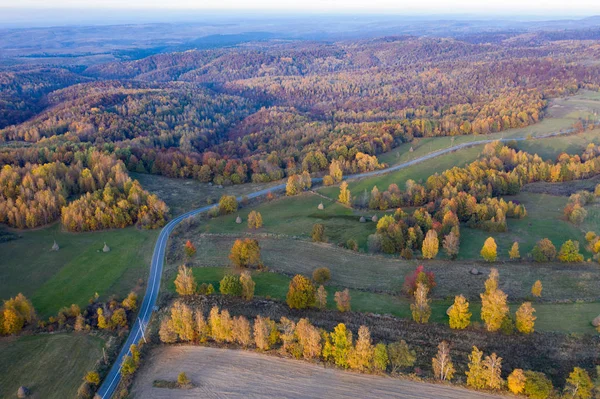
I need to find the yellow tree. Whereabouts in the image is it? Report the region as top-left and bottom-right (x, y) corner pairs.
(509, 242), (520, 260)
(422, 229), (439, 259)
(448, 295), (471, 329)
(432, 341), (455, 381)
(531, 280), (542, 298)
(507, 369), (526, 395)
(229, 238), (261, 268)
(247, 211), (263, 229)
(483, 353), (504, 389)
(515, 302), (536, 334)
(330, 159), (343, 183)
(465, 346), (486, 389)
(480, 268), (508, 332)
(174, 265), (197, 296)
(480, 237), (497, 262)
(411, 282), (431, 323)
(240, 271), (255, 301)
(348, 325), (374, 371)
(338, 181), (351, 205)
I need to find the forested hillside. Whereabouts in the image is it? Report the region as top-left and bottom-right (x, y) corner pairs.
(1, 33), (600, 229)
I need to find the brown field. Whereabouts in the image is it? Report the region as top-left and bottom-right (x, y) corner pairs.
(522, 174), (600, 196)
(131, 346), (504, 399)
(167, 234), (600, 301)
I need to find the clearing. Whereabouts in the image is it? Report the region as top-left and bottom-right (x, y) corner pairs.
(0, 333), (104, 399)
(131, 346), (503, 399)
(0, 224), (157, 317)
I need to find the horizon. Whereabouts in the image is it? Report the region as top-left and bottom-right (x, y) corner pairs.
(0, 7), (599, 29)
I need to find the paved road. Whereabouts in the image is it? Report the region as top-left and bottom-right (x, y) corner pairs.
(96, 128), (575, 398)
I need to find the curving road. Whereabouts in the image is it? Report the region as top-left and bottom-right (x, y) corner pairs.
(96, 128), (575, 398)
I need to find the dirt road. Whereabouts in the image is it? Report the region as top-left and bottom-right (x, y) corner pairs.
(131, 346), (505, 399)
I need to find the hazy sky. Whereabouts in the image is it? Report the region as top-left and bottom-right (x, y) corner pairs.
(3, 0), (600, 14)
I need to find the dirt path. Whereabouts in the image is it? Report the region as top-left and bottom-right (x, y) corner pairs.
(131, 346), (506, 399)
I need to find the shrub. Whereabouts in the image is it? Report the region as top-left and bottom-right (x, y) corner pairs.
(532, 239), (556, 262)
(177, 372), (190, 386)
(218, 195), (238, 214)
(323, 175), (334, 186)
(531, 280), (542, 298)
(312, 224), (326, 242)
(184, 240), (196, 258)
(387, 340), (416, 372)
(558, 240), (584, 262)
(219, 274), (242, 296)
(400, 248), (413, 259)
(286, 275), (316, 309)
(346, 239), (358, 251)
(523, 371), (553, 399)
(84, 371), (100, 385)
(312, 267), (331, 284)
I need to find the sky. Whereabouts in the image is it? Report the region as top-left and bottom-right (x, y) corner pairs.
(2, 0), (600, 15)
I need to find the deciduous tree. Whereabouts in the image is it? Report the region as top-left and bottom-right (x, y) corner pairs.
(239, 271), (255, 301)
(509, 241), (520, 260)
(334, 289), (351, 312)
(531, 280), (543, 298)
(286, 275), (316, 309)
(515, 302), (536, 334)
(174, 265), (197, 296)
(507, 369), (526, 395)
(448, 295), (471, 329)
(411, 282), (431, 323)
(422, 230), (439, 259)
(338, 181), (351, 205)
(247, 211), (263, 229)
(432, 341), (455, 381)
(229, 238), (261, 268)
(481, 237), (497, 262)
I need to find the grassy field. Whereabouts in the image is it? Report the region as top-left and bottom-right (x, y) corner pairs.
(0, 334), (104, 399)
(170, 266), (600, 334)
(190, 192), (382, 249)
(0, 224), (157, 317)
(132, 172), (284, 216)
(459, 192), (595, 260)
(170, 233), (600, 303)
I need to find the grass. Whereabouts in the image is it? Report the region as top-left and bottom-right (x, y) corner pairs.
(193, 192), (382, 250)
(514, 129), (600, 161)
(174, 266), (600, 334)
(0, 224), (157, 317)
(0, 333), (104, 399)
(459, 192), (593, 260)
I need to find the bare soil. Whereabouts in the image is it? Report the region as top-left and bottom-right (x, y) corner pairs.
(131, 346), (505, 399)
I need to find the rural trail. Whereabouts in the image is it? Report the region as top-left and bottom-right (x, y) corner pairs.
(97, 128), (573, 398)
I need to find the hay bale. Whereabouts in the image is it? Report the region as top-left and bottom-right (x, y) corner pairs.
(470, 268), (479, 275)
(359, 216), (366, 223)
(235, 216), (242, 224)
(103, 242), (110, 253)
(371, 215), (378, 223)
(17, 386), (30, 398)
(51, 240), (59, 251)
(317, 202), (324, 210)
(592, 315), (600, 327)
